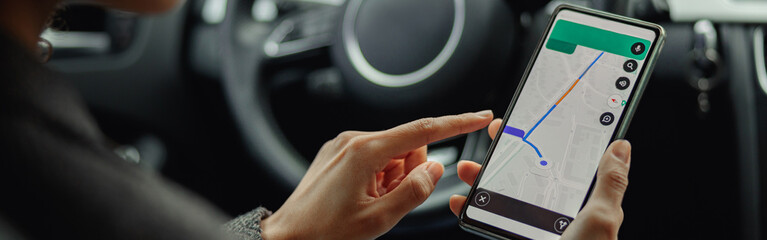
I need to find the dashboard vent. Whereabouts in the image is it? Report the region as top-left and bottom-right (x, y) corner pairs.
(43, 5), (137, 59)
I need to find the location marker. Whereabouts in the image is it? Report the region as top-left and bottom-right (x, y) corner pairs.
(535, 158), (552, 170)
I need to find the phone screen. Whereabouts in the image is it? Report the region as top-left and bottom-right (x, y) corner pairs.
(463, 7), (660, 240)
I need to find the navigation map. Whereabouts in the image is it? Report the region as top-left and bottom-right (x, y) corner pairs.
(476, 17), (653, 219)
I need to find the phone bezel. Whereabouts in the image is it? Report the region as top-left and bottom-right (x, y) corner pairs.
(458, 4), (666, 240)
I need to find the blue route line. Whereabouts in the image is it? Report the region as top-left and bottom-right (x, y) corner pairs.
(502, 51), (604, 159)
(523, 139), (542, 158)
(523, 105), (557, 140)
(579, 52), (604, 79)
(505, 126), (542, 157)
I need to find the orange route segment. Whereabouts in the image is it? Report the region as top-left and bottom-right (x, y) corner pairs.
(555, 78), (581, 105)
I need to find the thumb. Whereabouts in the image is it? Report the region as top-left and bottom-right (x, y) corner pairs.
(379, 161), (443, 218)
(589, 140), (632, 208)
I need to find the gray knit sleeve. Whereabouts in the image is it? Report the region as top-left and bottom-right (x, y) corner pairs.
(224, 207), (273, 240)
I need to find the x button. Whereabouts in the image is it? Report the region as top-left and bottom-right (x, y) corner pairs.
(474, 191), (490, 207)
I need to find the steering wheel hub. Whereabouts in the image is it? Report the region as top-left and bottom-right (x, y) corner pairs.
(343, 0), (465, 87)
(333, 0), (515, 111)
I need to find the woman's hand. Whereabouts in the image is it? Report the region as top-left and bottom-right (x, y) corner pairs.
(449, 119), (632, 240)
(261, 111), (494, 240)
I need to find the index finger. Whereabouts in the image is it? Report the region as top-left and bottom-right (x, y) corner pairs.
(373, 111), (494, 159)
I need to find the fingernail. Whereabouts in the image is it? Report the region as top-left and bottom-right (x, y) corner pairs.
(425, 162), (444, 183)
(474, 110), (493, 119)
(612, 140), (631, 163)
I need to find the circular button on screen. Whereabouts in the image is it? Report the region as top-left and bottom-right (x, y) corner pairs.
(474, 191), (490, 207)
(615, 77), (630, 90)
(623, 59), (638, 73)
(631, 42), (645, 55)
(600, 112), (615, 126)
(607, 95), (623, 108)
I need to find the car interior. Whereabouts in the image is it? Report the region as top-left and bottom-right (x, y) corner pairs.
(42, 0), (766, 239)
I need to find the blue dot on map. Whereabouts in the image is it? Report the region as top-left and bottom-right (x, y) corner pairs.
(540, 160), (548, 166)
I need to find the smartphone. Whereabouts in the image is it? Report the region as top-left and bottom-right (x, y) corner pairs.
(459, 4), (665, 240)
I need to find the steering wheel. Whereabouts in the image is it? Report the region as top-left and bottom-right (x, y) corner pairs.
(220, 0), (517, 232)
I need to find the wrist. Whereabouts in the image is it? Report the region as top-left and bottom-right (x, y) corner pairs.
(260, 211), (300, 240)
(260, 214), (279, 240)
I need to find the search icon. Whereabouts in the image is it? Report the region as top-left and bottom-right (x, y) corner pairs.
(623, 59), (638, 73)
